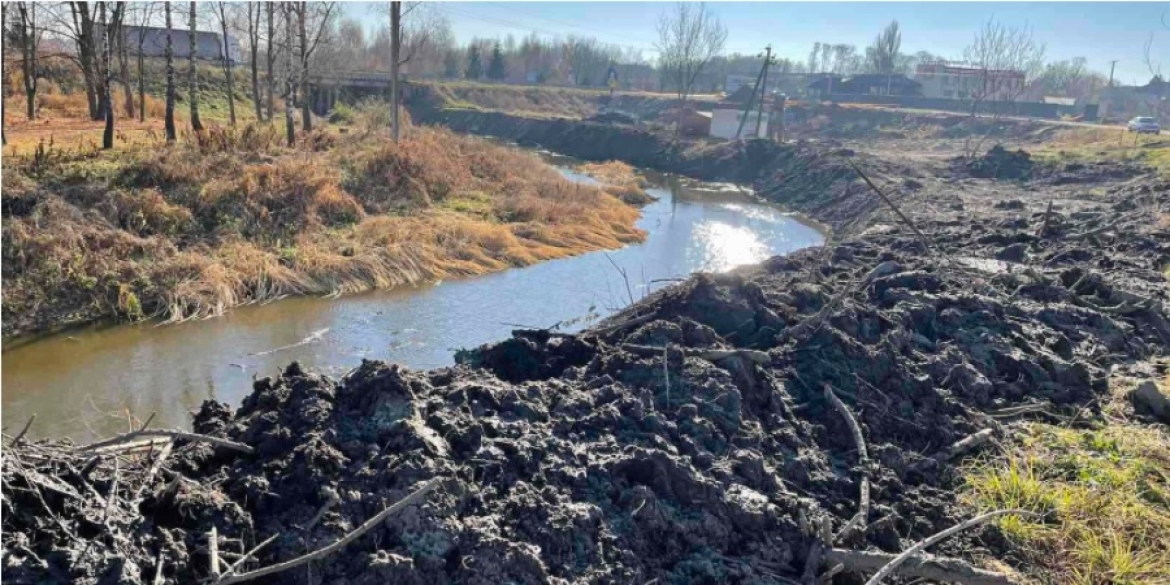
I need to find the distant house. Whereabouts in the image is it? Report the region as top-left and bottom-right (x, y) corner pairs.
(99, 25), (241, 64)
(805, 74), (920, 98)
(1100, 76), (1169, 123)
(915, 63), (1025, 100)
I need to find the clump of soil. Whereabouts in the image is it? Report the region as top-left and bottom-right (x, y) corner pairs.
(960, 145), (1035, 180)
(6, 176), (1167, 583)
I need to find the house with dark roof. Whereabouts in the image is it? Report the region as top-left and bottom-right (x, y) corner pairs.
(806, 74), (921, 98)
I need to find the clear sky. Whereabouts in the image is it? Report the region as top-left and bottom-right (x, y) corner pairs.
(345, 2), (1169, 85)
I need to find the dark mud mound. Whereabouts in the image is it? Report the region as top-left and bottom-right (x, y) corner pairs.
(957, 145), (1034, 180)
(7, 184), (1168, 583)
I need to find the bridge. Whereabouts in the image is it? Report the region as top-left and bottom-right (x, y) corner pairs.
(308, 69), (396, 89)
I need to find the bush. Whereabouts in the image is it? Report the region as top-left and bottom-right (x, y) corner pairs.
(328, 102), (356, 125)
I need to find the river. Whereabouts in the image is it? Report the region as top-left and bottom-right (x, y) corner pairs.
(1, 151), (824, 441)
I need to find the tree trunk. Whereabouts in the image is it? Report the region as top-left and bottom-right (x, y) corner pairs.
(219, 3), (236, 125)
(391, 1), (401, 142)
(103, 4), (120, 150)
(266, 1), (274, 122)
(249, 3), (262, 121)
(188, 1), (203, 132)
(71, 2), (101, 120)
(165, 3), (176, 141)
(137, 33), (146, 122)
(284, 4), (295, 146)
(298, 2), (311, 133)
(119, 21), (134, 119)
(17, 2), (38, 121)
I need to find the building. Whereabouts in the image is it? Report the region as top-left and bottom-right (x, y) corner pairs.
(102, 25), (241, 64)
(711, 105), (767, 140)
(914, 63), (1025, 100)
(805, 74), (920, 98)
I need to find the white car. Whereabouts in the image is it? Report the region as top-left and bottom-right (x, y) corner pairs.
(1126, 116), (1161, 134)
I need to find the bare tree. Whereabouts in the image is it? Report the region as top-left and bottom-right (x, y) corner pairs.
(655, 2), (726, 137)
(102, 2), (126, 149)
(131, 2), (158, 123)
(283, 3), (295, 145)
(213, 2), (236, 125)
(188, 1), (204, 131)
(13, 2), (43, 120)
(866, 20), (901, 76)
(246, 2), (263, 121)
(53, 2), (102, 119)
(391, 1), (402, 141)
(286, 2), (335, 134)
(165, 1), (176, 141)
(116, 5), (133, 119)
(267, 1), (275, 121)
(962, 18), (1046, 117)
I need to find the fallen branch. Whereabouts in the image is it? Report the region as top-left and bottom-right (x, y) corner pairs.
(863, 509), (1031, 585)
(824, 548), (1016, 585)
(219, 533), (280, 580)
(78, 429), (254, 456)
(213, 478), (440, 585)
(621, 343), (770, 365)
(1036, 199), (1054, 239)
(825, 384), (870, 543)
(912, 429), (995, 472)
(11, 414), (36, 446)
(845, 158), (935, 255)
(132, 440), (174, 502)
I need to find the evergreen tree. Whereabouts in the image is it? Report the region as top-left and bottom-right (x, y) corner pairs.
(465, 45), (483, 80)
(444, 50), (460, 79)
(488, 42), (507, 80)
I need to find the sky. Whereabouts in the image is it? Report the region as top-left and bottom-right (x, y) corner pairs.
(344, 2), (1169, 85)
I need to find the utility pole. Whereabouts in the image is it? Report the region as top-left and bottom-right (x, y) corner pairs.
(1108, 60), (1118, 88)
(754, 46), (773, 137)
(736, 46), (775, 140)
(735, 57), (767, 140)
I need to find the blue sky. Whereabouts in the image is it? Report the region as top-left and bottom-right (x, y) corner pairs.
(345, 2), (1169, 85)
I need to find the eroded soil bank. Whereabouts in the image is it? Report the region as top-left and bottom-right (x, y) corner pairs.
(5, 152), (1168, 583)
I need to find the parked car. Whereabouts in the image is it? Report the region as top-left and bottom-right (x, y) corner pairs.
(1126, 116), (1161, 134)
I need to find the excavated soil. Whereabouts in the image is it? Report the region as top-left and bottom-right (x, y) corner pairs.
(5, 154), (1168, 583)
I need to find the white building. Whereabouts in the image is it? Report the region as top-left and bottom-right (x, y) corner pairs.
(915, 63), (1025, 100)
(711, 107), (767, 140)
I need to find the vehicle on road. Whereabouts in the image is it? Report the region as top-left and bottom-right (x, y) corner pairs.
(1127, 116), (1162, 134)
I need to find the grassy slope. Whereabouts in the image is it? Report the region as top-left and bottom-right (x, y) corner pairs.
(2, 120), (647, 337)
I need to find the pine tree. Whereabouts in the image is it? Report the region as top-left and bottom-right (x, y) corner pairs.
(465, 45), (482, 80)
(488, 42), (506, 80)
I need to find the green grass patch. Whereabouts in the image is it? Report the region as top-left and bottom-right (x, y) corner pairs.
(962, 422), (1170, 584)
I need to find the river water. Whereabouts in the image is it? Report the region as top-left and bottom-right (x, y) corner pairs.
(2, 152), (824, 441)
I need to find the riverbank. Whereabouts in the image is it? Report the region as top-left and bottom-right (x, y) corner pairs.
(6, 164), (1167, 583)
(1, 122), (649, 339)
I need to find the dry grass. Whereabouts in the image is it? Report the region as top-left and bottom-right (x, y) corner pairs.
(2, 123), (646, 334)
(1034, 126), (1170, 176)
(575, 161), (655, 205)
(962, 419), (1170, 585)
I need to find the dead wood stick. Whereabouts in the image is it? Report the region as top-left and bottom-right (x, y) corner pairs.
(825, 384), (870, 543)
(88, 437), (173, 455)
(863, 509), (1031, 585)
(1036, 199), (1054, 239)
(214, 478), (440, 585)
(11, 414), (36, 446)
(133, 440), (174, 502)
(824, 548), (1015, 585)
(801, 516), (832, 585)
(219, 533), (281, 579)
(79, 429), (254, 455)
(209, 527), (221, 578)
(663, 344), (671, 409)
(933, 428), (994, 460)
(138, 412), (157, 432)
(845, 158), (934, 255)
(1065, 216), (1129, 241)
(621, 343), (770, 365)
(153, 551), (166, 585)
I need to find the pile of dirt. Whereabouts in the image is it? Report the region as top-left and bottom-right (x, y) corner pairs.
(958, 145), (1035, 180)
(6, 177), (1168, 583)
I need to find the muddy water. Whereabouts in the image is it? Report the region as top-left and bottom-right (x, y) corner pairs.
(2, 153), (824, 441)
